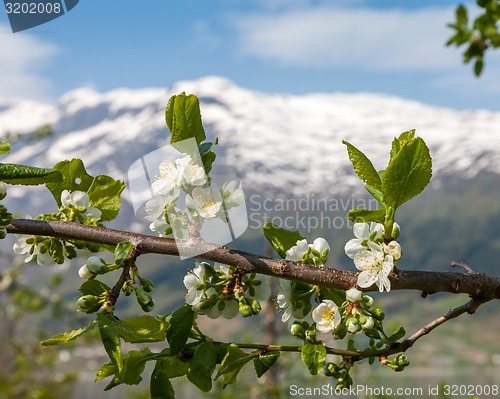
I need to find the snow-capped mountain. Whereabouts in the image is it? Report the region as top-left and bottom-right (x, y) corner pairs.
(1, 76), (500, 214)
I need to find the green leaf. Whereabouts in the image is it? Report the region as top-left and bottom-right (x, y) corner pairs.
(253, 351), (280, 378)
(390, 130), (415, 160)
(301, 343), (326, 375)
(151, 360), (176, 399)
(474, 57), (484, 76)
(0, 141), (10, 155)
(97, 312), (122, 371)
(456, 4), (468, 27)
(365, 182), (385, 206)
(115, 316), (167, 343)
(215, 344), (255, 388)
(387, 326), (406, 343)
(263, 223), (305, 259)
(87, 175), (126, 221)
(114, 241), (134, 266)
(187, 342), (218, 392)
(166, 304), (195, 355)
(42, 320), (97, 346)
(166, 93), (206, 146)
(111, 348), (156, 387)
(342, 140), (382, 190)
(79, 280), (111, 297)
(347, 208), (386, 224)
(0, 163), (62, 186)
(153, 355), (189, 379)
(199, 140), (218, 175)
(382, 135), (432, 212)
(46, 159), (94, 206)
(95, 362), (118, 382)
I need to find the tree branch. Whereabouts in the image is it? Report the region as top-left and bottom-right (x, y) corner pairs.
(6, 219), (500, 300)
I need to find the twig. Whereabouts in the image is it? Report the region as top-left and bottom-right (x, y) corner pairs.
(6, 218), (500, 300)
(451, 261), (475, 274)
(399, 297), (485, 352)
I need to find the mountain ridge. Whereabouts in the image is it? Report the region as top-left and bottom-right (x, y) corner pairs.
(1, 76), (500, 205)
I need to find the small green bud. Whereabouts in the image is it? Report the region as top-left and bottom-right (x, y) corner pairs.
(305, 328), (316, 343)
(249, 298), (261, 315)
(238, 299), (253, 318)
(290, 322), (305, 339)
(0, 227), (7, 240)
(141, 298), (155, 312)
(138, 276), (155, 292)
(391, 222), (400, 240)
(86, 256), (108, 274)
(362, 295), (374, 308)
(134, 286), (154, 309)
(372, 308), (385, 320)
(76, 295), (102, 313)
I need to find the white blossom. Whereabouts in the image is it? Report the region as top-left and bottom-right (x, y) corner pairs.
(61, 190), (101, 220)
(221, 180), (245, 208)
(344, 222), (384, 259)
(182, 160), (206, 187)
(185, 187), (222, 219)
(13, 235), (52, 266)
(285, 239), (309, 262)
(183, 263), (216, 306)
(312, 300), (341, 333)
(384, 240), (402, 261)
(354, 242), (394, 292)
(310, 237), (330, 259)
(277, 282), (306, 323)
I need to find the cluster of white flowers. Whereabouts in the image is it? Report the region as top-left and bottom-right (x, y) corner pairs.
(145, 154), (244, 237)
(13, 190), (102, 266)
(60, 190), (102, 221)
(311, 287), (376, 335)
(183, 262), (270, 319)
(285, 237), (330, 265)
(344, 222), (402, 292)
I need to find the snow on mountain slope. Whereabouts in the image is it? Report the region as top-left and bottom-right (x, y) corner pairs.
(1, 76), (500, 208)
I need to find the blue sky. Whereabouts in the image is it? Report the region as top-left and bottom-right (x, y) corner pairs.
(1, 0), (499, 109)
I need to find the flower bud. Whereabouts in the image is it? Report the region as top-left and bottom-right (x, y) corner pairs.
(0, 227), (7, 240)
(372, 308), (385, 320)
(391, 223), (400, 240)
(305, 328), (316, 343)
(249, 298), (261, 315)
(86, 256), (107, 274)
(78, 265), (93, 279)
(346, 287), (363, 303)
(76, 295), (102, 313)
(238, 300), (253, 318)
(362, 295), (374, 308)
(138, 276), (155, 293)
(290, 322), (305, 339)
(346, 317), (360, 333)
(361, 316), (375, 330)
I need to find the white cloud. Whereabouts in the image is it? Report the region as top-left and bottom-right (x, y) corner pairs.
(232, 5), (460, 72)
(0, 24), (59, 101)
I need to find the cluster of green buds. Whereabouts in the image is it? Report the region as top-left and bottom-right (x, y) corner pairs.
(381, 354), (410, 371)
(0, 182), (11, 239)
(332, 288), (382, 339)
(122, 268), (155, 312)
(183, 262), (270, 319)
(324, 361), (354, 389)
